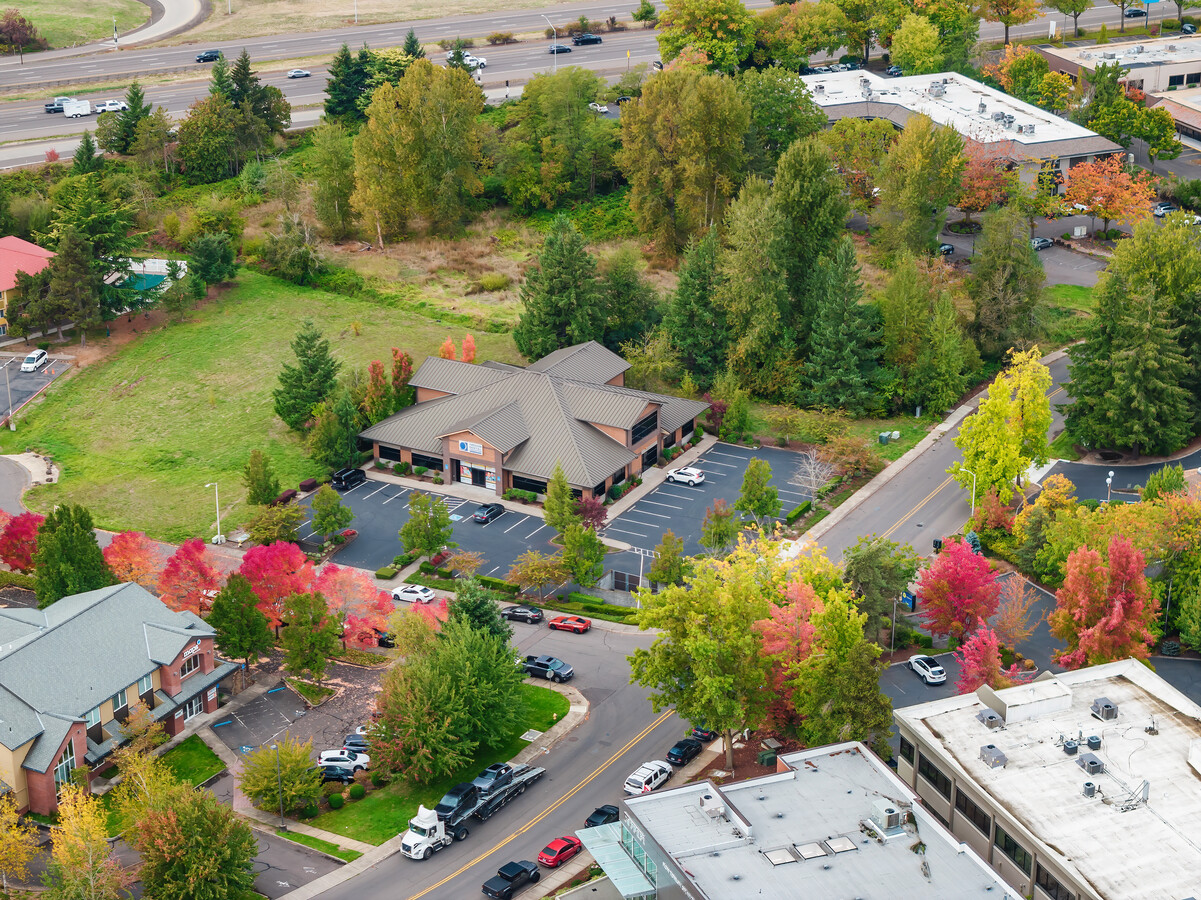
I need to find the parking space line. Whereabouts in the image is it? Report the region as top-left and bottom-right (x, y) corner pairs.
(382, 490), (409, 504)
(607, 526), (648, 538)
(621, 518), (666, 530)
(446, 500), (471, 514)
(364, 484), (389, 499)
(487, 565), (502, 575)
(777, 489), (808, 499)
(708, 450), (748, 460)
(641, 500), (685, 510)
(504, 515), (531, 533)
(697, 459), (740, 469)
(525, 523), (548, 540)
(660, 484), (707, 495)
(624, 508), (672, 519)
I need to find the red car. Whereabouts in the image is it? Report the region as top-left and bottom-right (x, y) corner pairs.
(537, 836), (583, 867)
(548, 615), (591, 634)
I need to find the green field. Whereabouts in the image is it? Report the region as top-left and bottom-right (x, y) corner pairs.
(1, 269), (521, 542)
(310, 683), (569, 845)
(275, 829), (363, 862)
(1045, 283), (1096, 312)
(19, 0), (146, 50)
(162, 734), (227, 786)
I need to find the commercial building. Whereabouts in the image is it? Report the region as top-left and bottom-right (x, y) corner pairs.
(800, 70), (1121, 187)
(360, 342), (709, 499)
(1040, 35), (1201, 95)
(894, 659), (1201, 900)
(0, 583), (236, 815)
(576, 741), (1019, 900)
(0, 235), (55, 337)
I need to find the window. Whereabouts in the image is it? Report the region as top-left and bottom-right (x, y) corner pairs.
(1036, 864), (1075, 900)
(1170, 74), (1186, 86)
(53, 741), (76, 795)
(955, 789), (992, 836)
(917, 754), (952, 799)
(512, 475), (547, 495)
(85, 706), (101, 728)
(181, 654), (200, 678)
(994, 825), (1033, 876)
(110, 689), (127, 712)
(184, 695), (203, 720)
(378, 445), (401, 462)
(138, 673), (153, 695)
(899, 737), (914, 765)
(1188, 72), (1201, 85)
(410, 452), (443, 472)
(631, 410), (659, 445)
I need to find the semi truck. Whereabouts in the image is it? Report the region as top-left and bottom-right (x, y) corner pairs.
(399, 762), (545, 860)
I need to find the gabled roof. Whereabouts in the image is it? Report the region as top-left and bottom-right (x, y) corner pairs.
(410, 356), (514, 394)
(0, 235), (55, 293)
(526, 341), (630, 383)
(442, 400), (532, 454)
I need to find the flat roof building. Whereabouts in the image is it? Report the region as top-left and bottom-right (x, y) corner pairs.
(800, 70), (1121, 185)
(894, 659), (1201, 900)
(576, 741), (1019, 899)
(361, 342), (709, 500)
(1041, 35), (1201, 95)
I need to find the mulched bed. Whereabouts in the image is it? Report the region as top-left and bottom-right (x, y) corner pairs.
(0, 585), (38, 608)
(693, 729), (805, 784)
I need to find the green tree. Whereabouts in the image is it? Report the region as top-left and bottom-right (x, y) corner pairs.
(400, 491), (454, 560)
(873, 114), (965, 256)
(242, 451), (280, 506)
(924, 0), (979, 71)
(309, 121), (358, 240)
(238, 737), (322, 813)
(506, 550), (570, 602)
(245, 504), (305, 546)
(842, 535), (920, 635)
(735, 67), (826, 174)
(663, 231), (726, 389)
(281, 591), (340, 684)
(131, 784), (257, 900)
(207, 573), (274, 670)
(273, 320), (341, 430)
(448, 577), (513, 640)
(633, 0), (659, 24)
(513, 215), (604, 358)
(1143, 464), (1186, 502)
(1046, 0), (1091, 36)
(647, 530), (692, 586)
(821, 117), (896, 214)
(617, 67), (749, 251)
(911, 294), (975, 413)
(311, 484), (355, 541)
(562, 523), (606, 587)
(969, 204), (1046, 357)
(130, 107), (175, 176)
(699, 499), (738, 555)
(599, 246), (659, 352)
(403, 28), (426, 58)
(629, 548), (773, 767)
(735, 458), (780, 528)
(307, 387), (362, 469)
(72, 131), (103, 175)
(261, 214), (324, 286)
(188, 232), (237, 286)
(324, 43), (371, 121)
(176, 94), (241, 184)
(209, 54), (233, 98)
(830, 0), (906, 64)
(798, 238), (882, 414)
(34, 504), (113, 608)
(889, 14), (943, 74)
(47, 225), (100, 344)
(228, 48), (290, 136)
(543, 462), (581, 535)
(107, 81), (152, 154)
(657, 0), (756, 71)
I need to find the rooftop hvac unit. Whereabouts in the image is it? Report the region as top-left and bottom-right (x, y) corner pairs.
(943, 76), (951, 84)
(1027, 123), (1036, 135)
(1016, 125), (1025, 134)
(860, 76), (871, 89)
(1103, 51), (1116, 59)
(929, 84), (945, 97)
(1087, 735), (1102, 751)
(1064, 739), (1079, 756)
(871, 798), (901, 830)
(699, 793), (726, 819)
(1079, 753), (1105, 776)
(980, 744), (1008, 769)
(1136, 44), (1145, 52)
(1083, 781), (1096, 798)
(1091, 697), (1118, 721)
(976, 710), (1004, 730)
(992, 111), (1006, 122)
(1004, 114), (1016, 128)
(815, 84), (825, 94)
(1168, 44), (1177, 51)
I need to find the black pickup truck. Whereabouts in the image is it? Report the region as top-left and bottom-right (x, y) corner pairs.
(481, 860), (540, 899)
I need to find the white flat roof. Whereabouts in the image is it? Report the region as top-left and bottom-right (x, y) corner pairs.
(625, 742), (1018, 899)
(895, 660), (1201, 900)
(800, 70), (1099, 146)
(1050, 35), (1201, 69)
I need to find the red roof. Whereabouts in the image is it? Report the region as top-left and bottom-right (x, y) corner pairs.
(0, 236), (55, 293)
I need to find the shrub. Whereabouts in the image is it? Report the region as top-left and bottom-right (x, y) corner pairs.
(37, 341), (51, 352)
(478, 575), (521, 595)
(393, 551), (419, 568)
(430, 550), (451, 567)
(0, 571), (37, 590)
(433, 475), (444, 485)
(348, 783), (366, 800)
(321, 781), (342, 798)
(272, 488), (298, 506)
(311, 267), (366, 297)
(328, 792), (345, 809)
(375, 565), (398, 579)
(419, 561), (454, 578)
(473, 272), (513, 292)
(785, 501), (812, 525)
(300, 803), (319, 819)
(917, 634), (934, 649)
(299, 478), (318, 492)
(370, 773), (387, 787)
(504, 488), (537, 502)
(486, 32), (515, 44)
(414, 466), (428, 476)
(394, 461), (412, 475)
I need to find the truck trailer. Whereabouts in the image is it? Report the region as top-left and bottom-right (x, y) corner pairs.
(62, 100), (91, 118)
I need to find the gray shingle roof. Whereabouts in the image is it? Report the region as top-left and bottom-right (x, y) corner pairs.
(23, 713), (74, 773)
(526, 341), (630, 382)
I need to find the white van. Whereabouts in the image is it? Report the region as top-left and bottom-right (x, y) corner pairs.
(20, 349), (48, 372)
(624, 760), (671, 795)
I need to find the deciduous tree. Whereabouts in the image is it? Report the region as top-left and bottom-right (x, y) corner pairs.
(842, 535), (920, 635)
(753, 1), (847, 69)
(699, 498), (738, 554)
(992, 574), (1037, 650)
(822, 118), (896, 214)
(1062, 153), (1155, 235)
(238, 737), (322, 813)
(314, 564), (390, 647)
(157, 538), (221, 615)
(506, 550), (569, 600)
(575, 495), (608, 531)
(647, 530), (691, 586)
(955, 143), (1016, 224)
(310, 484), (354, 542)
(208, 573), (274, 670)
(238, 541), (316, 632)
(0, 9), (43, 62)
(735, 458), (780, 528)
(916, 537), (1001, 641)
(562, 523), (606, 587)
(175, 94), (241, 184)
(273, 320), (341, 430)
(399, 491), (454, 560)
(245, 504), (305, 546)
(44, 785), (134, 900)
(983, 0), (1038, 42)
(281, 591), (340, 684)
(102, 531), (158, 588)
(890, 13), (943, 74)
(309, 120), (358, 240)
(0, 793), (38, 891)
(955, 626), (1025, 693)
(34, 504), (113, 608)
(0, 510), (44, 572)
(243, 450), (281, 506)
(391, 348), (415, 410)
(735, 67), (826, 174)
(1045, 0), (1091, 36)
(657, 0), (756, 72)
(873, 114), (965, 256)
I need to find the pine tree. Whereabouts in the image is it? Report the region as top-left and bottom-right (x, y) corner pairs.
(209, 55), (233, 98)
(513, 214), (604, 359)
(34, 505), (114, 608)
(71, 131), (103, 175)
(969, 204), (1046, 358)
(663, 231), (726, 390)
(243, 450), (280, 505)
(798, 238), (882, 415)
(112, 81), (152, 154)
(402, 28), (425, 59)
(543, 463), (580, 535)
(272, 321), (341, 430)
(909, 294), (973, 413)
(325, 43), (370, 121)
(47, 225), (100, 345)
(307, 386), (362, 469)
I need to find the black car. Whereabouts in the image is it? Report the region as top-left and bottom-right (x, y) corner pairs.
(312, 764), (354, 784)
(196, 49), (222, 62)
(331, 467), (366, 489)
(690, 726), (718, 742)
(473, 502), (505, 523)
(585, 804), (620, 828)
(548, 43), (572, 53)
(886, 64), (903, 77)
(482, 860), (540, 899)
(435, 782), (480, 820)
(937, 242), (954, 256)
(666, 737), (703, 765)
(1124, 7), (1146, 15)
(343, 733), (369, 753)
(523, 654), (574, 682)
(572, 32), (603, 45)
(614, 95), (633, 105)
(375, 628), (396, 648)
(1184, 22), (1197, 33)
(501, 605), (544, 624)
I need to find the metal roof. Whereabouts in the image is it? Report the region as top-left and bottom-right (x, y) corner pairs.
(576, 822), (655, 898)
(526, 341), (630, 382)
(441, 401), (532, 454)
(409, 356), (513, 393)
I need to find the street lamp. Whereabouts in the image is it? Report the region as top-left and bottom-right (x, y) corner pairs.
(3, 358), (14, 431)
(270, 743), (286, 829)
(1106, 470), (1114, 504)
(541, 15), (557, 74)
(962, 466), (978, 520)
(891, 595), (899, 653)
(205, 482), (224, 544)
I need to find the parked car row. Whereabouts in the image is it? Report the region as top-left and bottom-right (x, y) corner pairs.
(501, 605), (593, 633)
(311, 729), (373, 783)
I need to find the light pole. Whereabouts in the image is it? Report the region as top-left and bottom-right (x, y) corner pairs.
(205, 482), (223, 543)
(3, 359), (13, 431)
(962, 466), (978, 520)
(541, 15), (557, 74)
(271, 743), (286, 829)
(891, 595), (899, 653)
(1106, 470), (1114, 504)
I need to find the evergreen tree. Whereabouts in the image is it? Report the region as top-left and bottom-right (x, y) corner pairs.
(969, 204), (1046, 357)
(664, 231), (726, 390)
(48, 226), (100, 345)
(188, 232), (238, 286)
(910, 294), (973, 413)
(798, 238), (882, 415)
(281, 592), (340, 684)
(273, 321), (341, 430)
(306, 386), (362, 469)
(71, 131), (103, 175)
(243, 450), (280, 505)
(207, 574), (274, 671)
(209, 55), (233, 98)
(111, 81), (152, 154)
(226, 48), (290, 136)
(325, 43), (371, 121)
(599, 247), (659, 352)
(34, 505), (114, 608)
(513, 214), (604, 358)
(543, 463), (580, 535)
(402, 28), (425, 59)
(447, 578), (512, 640)
(734, 457), (780, 528)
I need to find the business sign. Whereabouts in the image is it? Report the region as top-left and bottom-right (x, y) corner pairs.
(457, 440), (483, 455)
(182, 639), (202, 659)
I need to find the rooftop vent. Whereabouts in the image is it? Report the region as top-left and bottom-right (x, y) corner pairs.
(1016, 124), (1025, 134)
(1103, 51), (1116, 59)
(980, 744), (1008, 769)
(992, 111), (1006, 122)
(815, 84), (825, 94)
(1078, 753), (1105, 776)
(1168, 44), (1177, 51)
(871, 798), (901, 831)
(1087, 735), (1101, 751)
(1135, 44), (1145, 52)
(1083, 781), (1096, 798)
(699, 793), (726, 819)
(976, 709), (1003, 730)
(1027, 123), (1036, 135)
(979, 101), (987, 114)
(1064, 739), (1079, 756)
(1092, 697), (1118, 721)
(929, 83), (945, 97)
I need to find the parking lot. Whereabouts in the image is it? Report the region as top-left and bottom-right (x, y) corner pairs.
(1, 351), (70, 422)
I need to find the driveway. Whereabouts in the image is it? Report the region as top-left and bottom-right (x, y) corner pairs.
(938, 221), (1108, 288)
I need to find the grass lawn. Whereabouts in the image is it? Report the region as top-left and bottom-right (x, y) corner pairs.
(275, 829), (363, 862)
(288, 678), (334, 705)
(1049, 429), (1082, 461)
(162, 734), (227, 786)
(1, 269), (521, 541)
(746, 402), (936, 463)
(1045, 284), (1095, 313)
(310, 683), (569, 845)
(20, 0), (145, 49)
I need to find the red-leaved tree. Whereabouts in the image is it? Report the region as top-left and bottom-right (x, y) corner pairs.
(575, 496), (608, 532)
(1049, 535), (1159, 669)
(955, 626), (1026, 694)
(756, 580), (822, 728)
(461, 334), (476, 363)
(103, 531), (160, 588)
(314, 564), (392, 647)
(412, 596), (449, 629)
(391, 348), (414, 408)
(0, 511), (45, 573)
(239, 541), (316, 633)
(363, 360), (391, 424)
(157, 538), (221, 614)
(438, 337), (457, 360)
(916, 538), (1001, 641)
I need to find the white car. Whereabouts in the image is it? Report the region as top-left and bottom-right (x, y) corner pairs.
(909, 654), (947, 685)
(665, 466), (705, 486)
(588, 101), (608, 113)
(624, 760), (672, 795)
(445, 50), (486, 69)
(94, 99), (129, 114)
(391, 583), (435, 604)
(287, 69), (311, 78)
(20, 349), (48, 373)
(318, 749), (370, 771)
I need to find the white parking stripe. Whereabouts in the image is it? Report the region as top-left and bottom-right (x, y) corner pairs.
(525, 523), (548, 540)
(382, 490), (409, 504)
(504, 515), (531, 533)
(641, 499), (685, 510)
(364, 484), (388, 499)
(697, 459), (739, 469)
(709, 450), (748, 460)
(660, 484), (707, 495)
(625, 508), (672, 519)
(777, 489), (808, 498)
(622, 519), (666, 530)
(607, 527), (648, 538)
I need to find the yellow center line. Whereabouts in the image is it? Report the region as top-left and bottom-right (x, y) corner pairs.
(405, 707), (677, 899)
(1048, 387), (1064, 400)
(878, 473), (956, 542)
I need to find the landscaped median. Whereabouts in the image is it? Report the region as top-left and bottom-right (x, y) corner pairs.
(307, 683), (569, 845)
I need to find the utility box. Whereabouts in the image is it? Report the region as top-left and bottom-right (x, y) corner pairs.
(879, 433), (890, 445)
(756, 750), (777, 766)
(1073, 225), (1087, 238)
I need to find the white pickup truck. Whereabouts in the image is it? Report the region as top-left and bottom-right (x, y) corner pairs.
(62, 99), (91, 118)
(94, 99), (129, 114)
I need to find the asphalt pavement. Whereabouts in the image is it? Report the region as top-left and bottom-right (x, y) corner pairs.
(1, 352), (71, 422)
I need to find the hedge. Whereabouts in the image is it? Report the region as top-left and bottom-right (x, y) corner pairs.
(478, 575), (520, 595)
(503, 488), (537, 502)
(419, 561), (454, 578)
(0, 571), (36, 590)
(409, 573), (458, 591)
(785, 501), (812, 525)
(375, 566), (398, 579)
(299, 478), (318, 492)
(392, 551), (419, 568)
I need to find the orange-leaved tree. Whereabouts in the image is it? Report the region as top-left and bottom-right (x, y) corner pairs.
(1063, 153), (1155, 235)
(103, 531), (160, 589)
